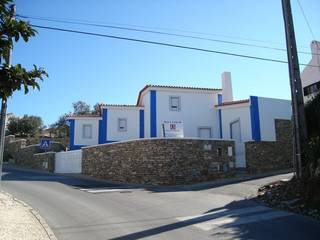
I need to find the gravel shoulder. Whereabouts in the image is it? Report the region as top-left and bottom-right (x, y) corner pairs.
(0, 190), (57, 240)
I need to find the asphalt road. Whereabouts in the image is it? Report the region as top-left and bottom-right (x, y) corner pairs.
(1, 165), (320, 240)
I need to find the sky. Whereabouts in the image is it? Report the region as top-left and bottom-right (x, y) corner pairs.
(8, 0), (320, 126)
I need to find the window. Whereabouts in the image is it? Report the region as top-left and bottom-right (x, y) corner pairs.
(82, 124), (92, 139)
(198, 127), (212, 138)
(169, 96), (181, 111)
(303, 82), (320, 96)
(118, 118), (127, 132)
(217, 147), (222, 156)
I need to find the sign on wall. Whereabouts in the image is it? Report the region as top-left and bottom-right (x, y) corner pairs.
(162, 121), (184, 138)
(39, 139), (52, 150)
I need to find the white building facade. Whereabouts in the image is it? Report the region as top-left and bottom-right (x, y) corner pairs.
(301, 40), (320, 103)
(67, 85), (222, 149)
(67, 71), (292, 163)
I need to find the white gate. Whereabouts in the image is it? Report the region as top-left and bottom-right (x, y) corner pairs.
(55, 150), (82, 173)
(230, 120), (246, 168)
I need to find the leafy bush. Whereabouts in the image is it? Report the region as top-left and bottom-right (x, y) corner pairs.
(305, 93), (320, 138)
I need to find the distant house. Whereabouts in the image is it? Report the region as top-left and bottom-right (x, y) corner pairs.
(66, 71), (292, 168)
(301, 40), (320, 103)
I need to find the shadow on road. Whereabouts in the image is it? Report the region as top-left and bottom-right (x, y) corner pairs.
(107, 199), (320, 240)
(2, 164), (242, 193)
(2, 164), (293, 194)
(2, 164), (127, 189)
(3, 164), (319, 240)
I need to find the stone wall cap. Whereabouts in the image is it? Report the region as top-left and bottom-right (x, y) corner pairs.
(82, 137), (235, 149)
(34, 151), (56, 156)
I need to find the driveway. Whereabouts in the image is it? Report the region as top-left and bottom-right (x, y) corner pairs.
(1, 165), (319, 240)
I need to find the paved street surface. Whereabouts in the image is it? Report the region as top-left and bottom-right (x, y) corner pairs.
(0, 191), (55, 240)
(1, 165), (320, 240)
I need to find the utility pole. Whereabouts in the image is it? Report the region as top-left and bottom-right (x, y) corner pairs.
(281, 0), (308, 179)
(0, 4), (16, 182)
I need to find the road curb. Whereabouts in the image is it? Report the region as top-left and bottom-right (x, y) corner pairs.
(5, 163), (293, 191)
(0, 190), (58, 240)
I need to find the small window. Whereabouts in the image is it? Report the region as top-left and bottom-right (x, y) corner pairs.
(303, 82), (320, 96)
(169, 96), (181, 111)
(118, 118), (127, 132)
(82, 124), (92, 139)
(217, 147), (222, 156)
(198, 127), (212, 138)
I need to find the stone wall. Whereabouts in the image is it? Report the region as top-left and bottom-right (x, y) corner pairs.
(4, 135), (65, 172)
(82, 138), (235, 185)
(15, 145), (39, 166)
(245, 119), (293, 173)
(4, 138), (26, 161)
(32, 152), (55, 172)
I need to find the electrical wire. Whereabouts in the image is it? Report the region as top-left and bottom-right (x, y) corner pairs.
(17, 14), (317, 56)
(296, 0), (317, 40)
(30, 24), (318, 68)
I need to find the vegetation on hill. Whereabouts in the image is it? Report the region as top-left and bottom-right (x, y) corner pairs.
(7, 115), (43, 137)
(258, 93), (320, 219)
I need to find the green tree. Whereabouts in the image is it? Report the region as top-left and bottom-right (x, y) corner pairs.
(298, 94), (320, 207)
(305, 94), (320, 139)
(6, 115), (18, 135)
(50, 113), (69, 137)
(0, 1), (48, 178)
(72, 100), (91, 115)
(92, 102), (102, 114)
(7, 115), (43, 136)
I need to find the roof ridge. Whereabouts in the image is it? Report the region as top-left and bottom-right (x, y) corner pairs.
(215, 99), (250, 107)
(101, 104), (140, 107)
(147, 84), (222, 91)
(136, 84), (222, 106)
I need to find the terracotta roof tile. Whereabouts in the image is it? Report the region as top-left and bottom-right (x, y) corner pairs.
(146, 84), (221, 91)
(66, 114), (101, 119)
(101, 104), (140, 108)
(137, 84), (222, 106)
(215, 99), (250, 107)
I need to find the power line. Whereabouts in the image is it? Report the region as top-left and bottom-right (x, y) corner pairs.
(18, 14), (300, 55)
(296, 0), (317, 40)
(30, 24), (318, 68)
(17, 13), (312, 52)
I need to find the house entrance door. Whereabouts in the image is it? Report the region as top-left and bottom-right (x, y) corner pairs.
(230, 120), (246, 168)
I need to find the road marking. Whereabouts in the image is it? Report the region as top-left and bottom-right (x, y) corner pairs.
(177, 206), (268, 221)
(78, 188), (136, 194)
(176, 206), (292, 231)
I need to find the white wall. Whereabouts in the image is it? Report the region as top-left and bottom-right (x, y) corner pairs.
(74, 119), (99, 146)
(55, 150), (82, 173)
(301, 41), (320, 102)
(143, 92), (150, 138)
(106, 107), (141, 141)
(155, 89), (219, 138)
(258, 97), (292, 141)
(220, 105), (252, 141)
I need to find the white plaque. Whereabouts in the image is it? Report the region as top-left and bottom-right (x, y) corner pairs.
(228, 146), (233, 156)
(162, 121), (184, 138)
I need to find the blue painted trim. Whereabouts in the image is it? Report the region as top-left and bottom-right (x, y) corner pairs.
(250, 96), (261, 141)
(139, 109), (145, 138)
(68, 119), (87, 150)
(150, 90), (157, 137)
(218, 94), (223, 139)
(69, 145), (85, 151)
(99, 108), (108, 144)
(69, 119), (76, 149)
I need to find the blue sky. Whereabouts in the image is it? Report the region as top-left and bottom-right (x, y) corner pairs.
(9, 0), (320, 126)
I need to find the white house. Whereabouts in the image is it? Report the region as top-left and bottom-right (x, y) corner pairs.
(301, 40), (320, 103)
(67, 71), (292, 168)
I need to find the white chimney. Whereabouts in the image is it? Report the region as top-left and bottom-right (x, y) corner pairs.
(311, 41), (320, 66)
(221, 71), (233, 103)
